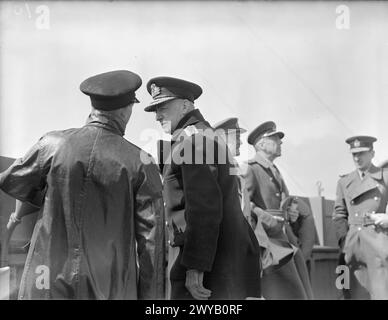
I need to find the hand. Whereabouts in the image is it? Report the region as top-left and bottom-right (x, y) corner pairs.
(6, 212), (21, 232)
(1, 212), (21, 266)
(369, 213), (388, 228)
(185, 269), (212, 300)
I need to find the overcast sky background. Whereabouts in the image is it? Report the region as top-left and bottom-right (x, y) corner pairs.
(1, 1), (387, 199)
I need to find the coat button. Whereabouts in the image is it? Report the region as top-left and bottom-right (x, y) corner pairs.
(276, 193), (280, 197)
(355, 213), (358, 217)
(374, 197), (379, 201)
(165, 221), (169, 227)
(358, 227), (362, 231)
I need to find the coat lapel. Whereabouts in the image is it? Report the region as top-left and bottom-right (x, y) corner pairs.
(250, 153), (283, 192)
(346, 166), (382, 201)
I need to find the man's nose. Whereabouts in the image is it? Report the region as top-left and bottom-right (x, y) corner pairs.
(155, 112), (162, 121)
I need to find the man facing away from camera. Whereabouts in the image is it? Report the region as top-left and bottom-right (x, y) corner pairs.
(333, 135), (388, 299)
(0, 70), (165, 299)
(144, 76), (261, 300)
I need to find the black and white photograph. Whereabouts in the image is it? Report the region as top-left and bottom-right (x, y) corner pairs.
(0, 0), (388, 306)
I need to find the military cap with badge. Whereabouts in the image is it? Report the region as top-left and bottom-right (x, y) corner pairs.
(345, 135), (377, 153)
(144, 76), (203, 112)
(247, 121), (284, 145)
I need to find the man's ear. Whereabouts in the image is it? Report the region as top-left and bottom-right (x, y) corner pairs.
(182, 99), (194, 114)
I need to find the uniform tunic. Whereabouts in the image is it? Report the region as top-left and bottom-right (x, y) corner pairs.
(245, 153), (313, 299)
(160, 109), (261, 300)
(333, 165), (388, 299)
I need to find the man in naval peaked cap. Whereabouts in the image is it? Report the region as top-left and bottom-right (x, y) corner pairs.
(145, 76), (261, 300)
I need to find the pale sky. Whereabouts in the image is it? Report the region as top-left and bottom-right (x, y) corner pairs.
(1, 1), (387, 199)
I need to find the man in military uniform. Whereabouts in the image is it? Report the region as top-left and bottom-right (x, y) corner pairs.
(333, 135), (388, 299)
(213, 117), (295, 274)
(144, 77), (261, 300)
(0, 70), (165, 299)
(244, 121), (313, 299)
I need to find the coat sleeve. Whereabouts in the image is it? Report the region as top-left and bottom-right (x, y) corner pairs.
(134, 161), (165, 300)
(244, 165), (280, 231)
(288, 199), (317, 260)
(332, 180), (349, 249)
(0, 138), (47, 207)
(179, 135), (223, 272)
(297, 214), (316, 260)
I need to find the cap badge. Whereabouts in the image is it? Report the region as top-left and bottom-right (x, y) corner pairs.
(354, 139), (361, 147)
(151, 83), (161, 98)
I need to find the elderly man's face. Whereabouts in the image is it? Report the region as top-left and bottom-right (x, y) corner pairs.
(352, 150), (374, 171)
(155, 99), (186, 134)
(261, 134), (282, 158)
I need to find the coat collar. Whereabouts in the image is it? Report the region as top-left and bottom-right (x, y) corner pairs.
(344, 164), (382, 188)
(344, 165), (383, 200)
(249, 152), (272, 169)
(249, 152), (284, 192)
(85, 112), (126, 136)
(171, 109), (210, 141)
(368, 164), (383, 180)
(158, 109), (210, 171)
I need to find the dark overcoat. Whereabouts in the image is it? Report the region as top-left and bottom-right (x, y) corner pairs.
(160, 109), (261, 300)
(0, 113), (165, 300)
